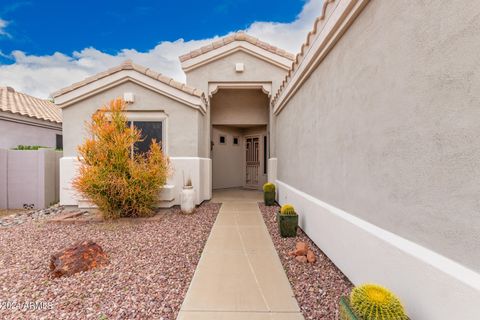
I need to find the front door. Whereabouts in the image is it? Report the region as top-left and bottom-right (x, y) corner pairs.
(245, 136), (260, 188)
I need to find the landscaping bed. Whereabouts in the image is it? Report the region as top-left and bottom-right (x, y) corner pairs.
(0, 202), (220, 320)
(259, 203), (353, 320)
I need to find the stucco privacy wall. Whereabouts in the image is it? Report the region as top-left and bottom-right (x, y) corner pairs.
(274, 0), (480, 318)
(0, 149), (6, 208)
(0, 149), (61, 209)
(0, 116), (61, 149)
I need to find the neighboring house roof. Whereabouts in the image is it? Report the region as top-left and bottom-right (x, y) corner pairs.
(179, 32), (295, 71)
(53, 61), (207, 113)
(272, 0), (369, 112)
(0, 86), (62, 123)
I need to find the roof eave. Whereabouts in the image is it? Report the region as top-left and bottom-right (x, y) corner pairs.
(54, 69), (207, 114)
(181, 42), (294, 73)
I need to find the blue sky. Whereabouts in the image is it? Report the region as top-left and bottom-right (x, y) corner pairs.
(0, 0), (323, 98)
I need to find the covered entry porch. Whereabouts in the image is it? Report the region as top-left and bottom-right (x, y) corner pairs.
(210, 87), (270, 190)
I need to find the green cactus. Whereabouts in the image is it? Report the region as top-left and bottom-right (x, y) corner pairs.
(350, 284), (408, 320)
(280, 204), (296, 216)
(263, 182), (276, 193)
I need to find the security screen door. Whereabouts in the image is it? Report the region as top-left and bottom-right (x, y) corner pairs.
(245, 136), (260, 187)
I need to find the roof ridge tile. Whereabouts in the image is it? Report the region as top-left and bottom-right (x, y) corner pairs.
(179, 32), (295, 63)
(272, 0), (337, 106)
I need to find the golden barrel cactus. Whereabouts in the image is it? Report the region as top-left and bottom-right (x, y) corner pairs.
(263, 182), (276, 193)
(280, 204), (296, 215)
(350, 284), (408, 320)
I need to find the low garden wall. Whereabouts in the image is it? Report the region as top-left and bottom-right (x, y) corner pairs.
(0, 148), (62, 209)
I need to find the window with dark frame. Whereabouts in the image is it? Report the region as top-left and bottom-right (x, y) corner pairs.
(219, 136), (226, 144)
(127, 121), (163, 155)
(56, 134), (63, 150)
(233, 137), (239, 145)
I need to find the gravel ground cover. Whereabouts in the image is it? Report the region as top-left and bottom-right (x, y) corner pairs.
(259, 203), (353, 320)
(0, 202), (220, 320)
(0, 209), (27, 219)
(0, 205), (65, 227)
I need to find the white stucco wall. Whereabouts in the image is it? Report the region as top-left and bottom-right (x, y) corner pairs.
(0, 115), (61, 149)
(274, 0), (480, 319)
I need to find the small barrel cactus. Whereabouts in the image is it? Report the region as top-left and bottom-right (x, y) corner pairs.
(263, 182), (276, 193)
(263, 183), (276, 206)
(280, 204), (296, 215)
(350, 284), (408, 320)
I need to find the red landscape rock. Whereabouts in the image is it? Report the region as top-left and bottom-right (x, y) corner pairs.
(50, 240), (109, 278)
(307, 250), (316, 263)
(295, 255), (308, 263)
(288, 250), (297, 257)
(295, 241), (308, 256)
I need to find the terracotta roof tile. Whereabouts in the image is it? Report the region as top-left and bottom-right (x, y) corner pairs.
(0, 87), (62, 123)
(52, 60), (205, 102)
(272, 0), (337, 106)
(179, 32), (295, 63)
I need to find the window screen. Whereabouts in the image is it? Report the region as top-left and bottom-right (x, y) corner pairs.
(132, 121), (163, 155)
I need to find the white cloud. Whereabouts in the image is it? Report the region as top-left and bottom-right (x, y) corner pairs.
(0, 18), (11, 37)
(0, 1), (322, 98)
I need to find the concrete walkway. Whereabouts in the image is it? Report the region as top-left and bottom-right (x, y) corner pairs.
(177, 189), (303, 320)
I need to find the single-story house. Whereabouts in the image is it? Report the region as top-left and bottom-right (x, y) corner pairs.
(52, 1), (480, 319)
(0, 86), (62, 149)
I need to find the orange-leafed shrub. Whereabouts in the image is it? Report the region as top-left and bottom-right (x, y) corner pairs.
(73, 98), (170, 219)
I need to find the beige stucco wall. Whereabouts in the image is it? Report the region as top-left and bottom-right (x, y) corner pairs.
(211, 89), (269, 126)
(61, 81), (204, 158)
(185, 51), (287, 94)
(184, 50), (288, 156)
(275, 0), (480, 272)
(212, 126), (244, 189)
(0, 115), (61, 149)
(211, 125), (267, 189)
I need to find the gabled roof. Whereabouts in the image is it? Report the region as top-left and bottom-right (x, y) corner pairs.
(0, 86), (62, 123)
(53, 61), (207, 113)
(53, 60), (203, 98)
(179, 32), (295, 71)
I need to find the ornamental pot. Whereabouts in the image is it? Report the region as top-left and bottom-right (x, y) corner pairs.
(264, 191), (276, 206)
(180, 186), (195, 214)
(277, 211), (298, 237)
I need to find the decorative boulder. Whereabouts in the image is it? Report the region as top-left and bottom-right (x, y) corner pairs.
(50, 240), (109, 278)
(295, 255), (308, 263)
(295, 241), (308, 256)
(307, 250), (316, 263)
